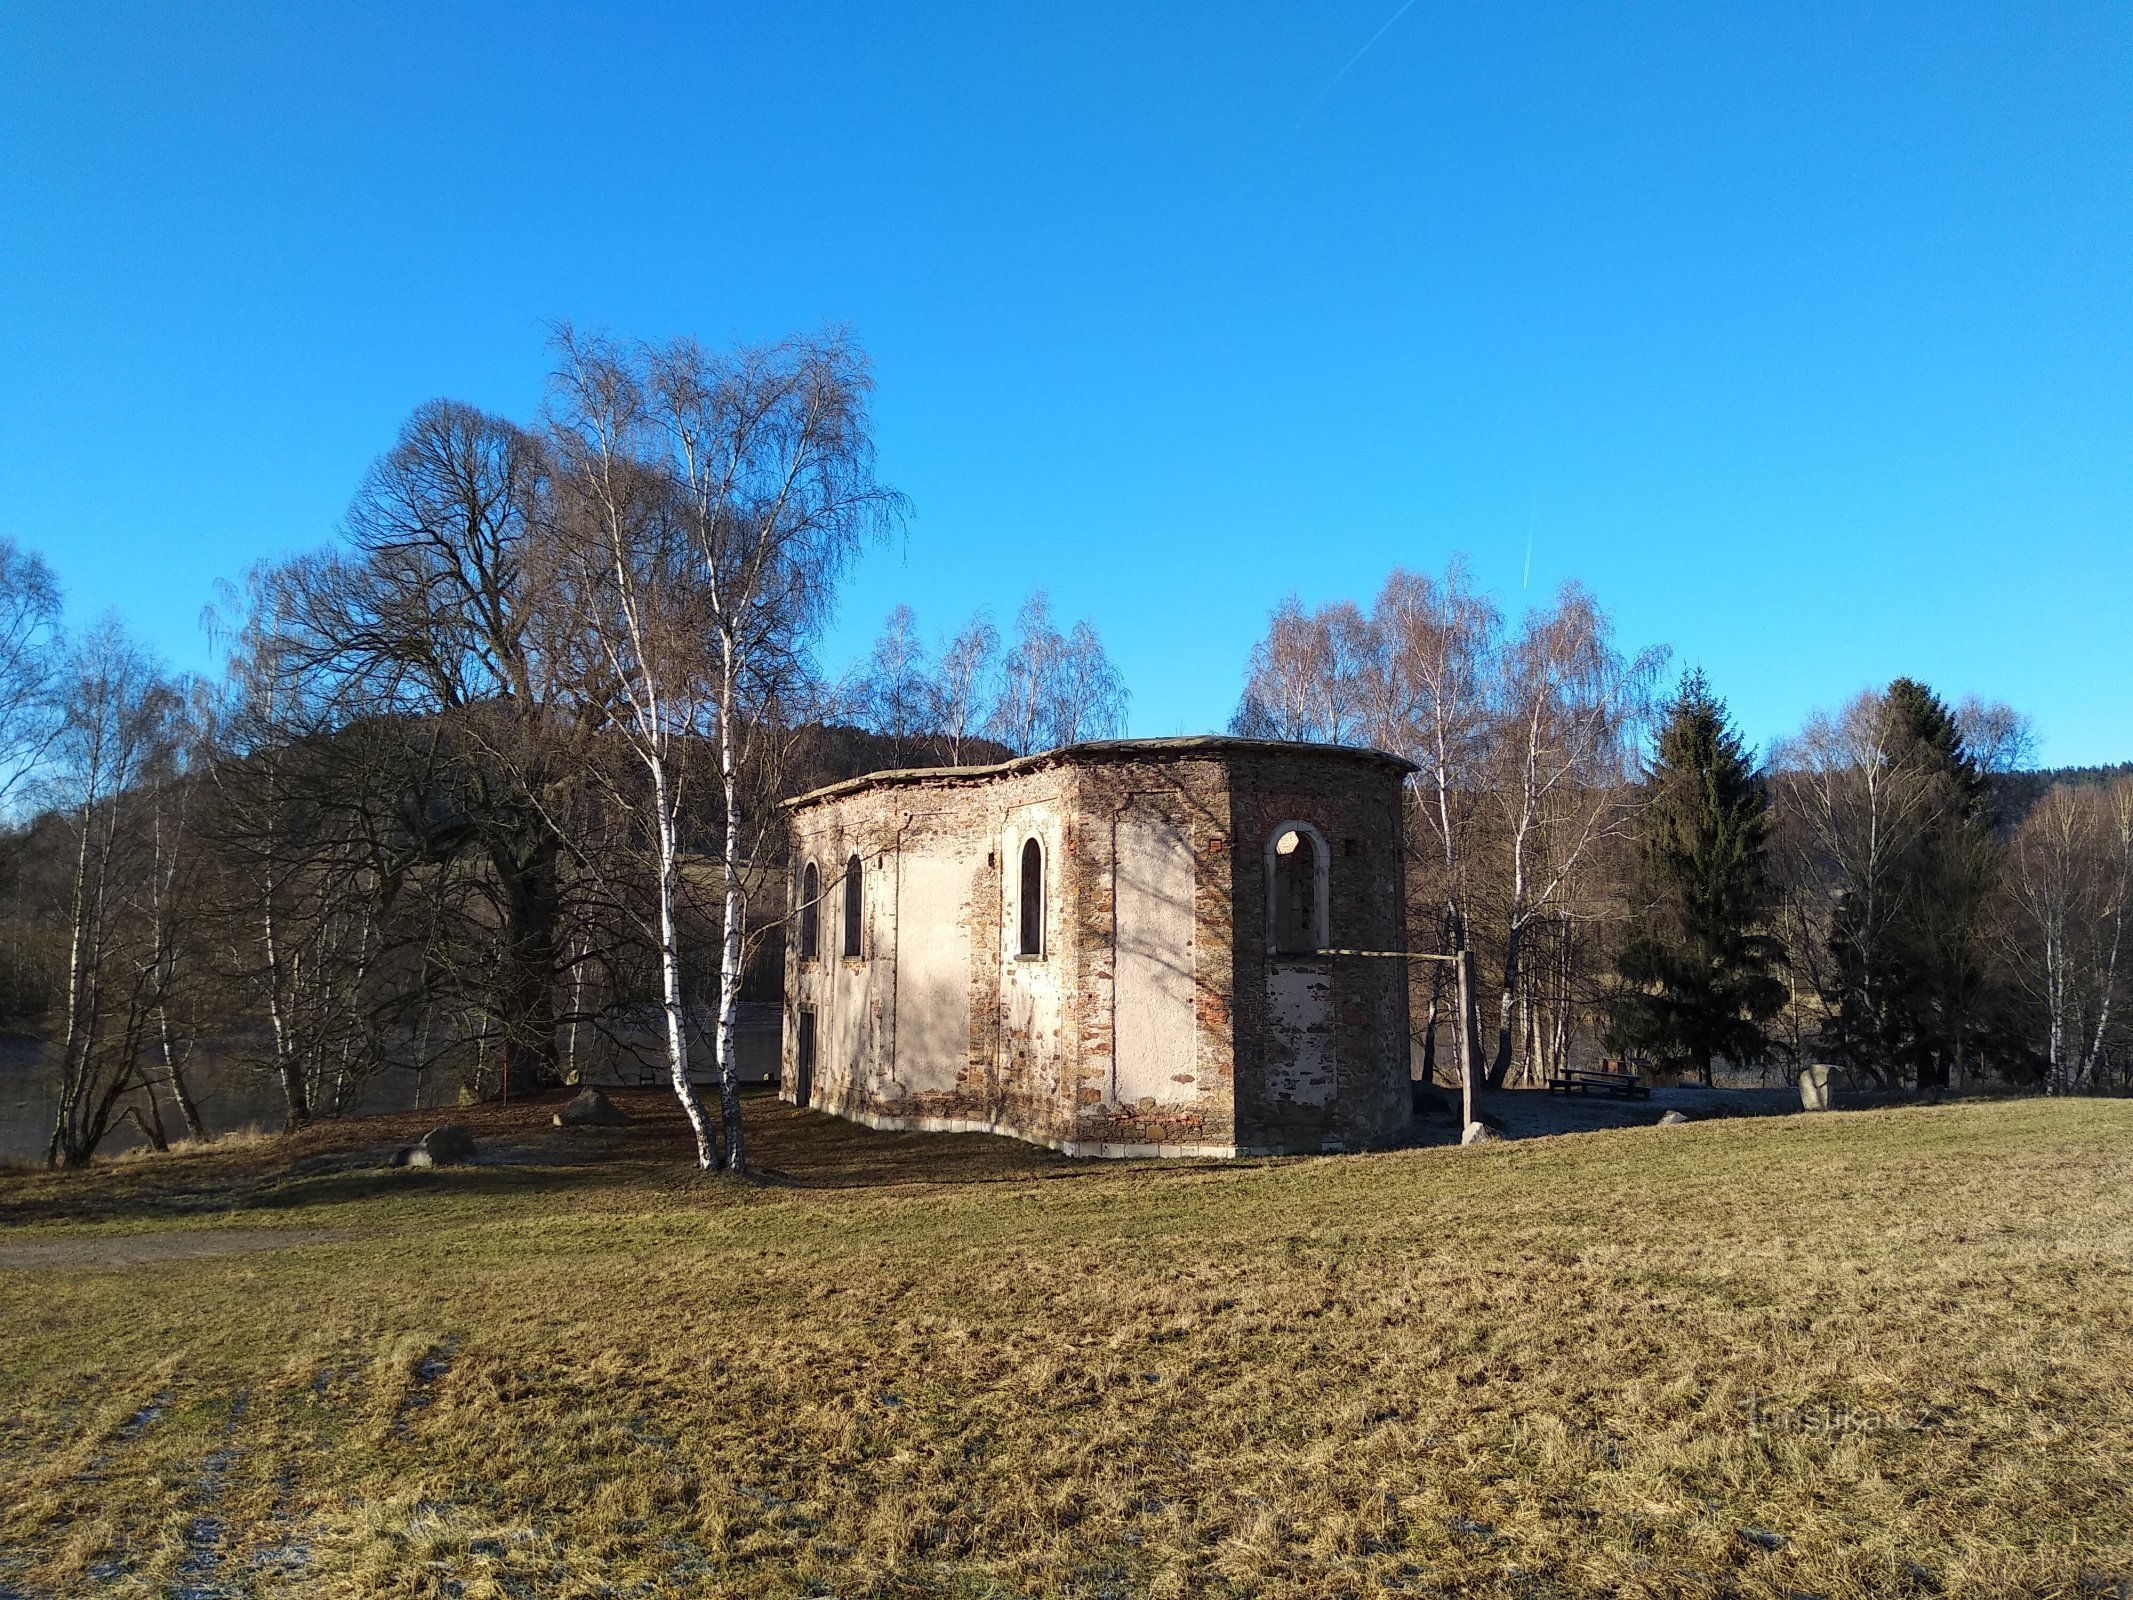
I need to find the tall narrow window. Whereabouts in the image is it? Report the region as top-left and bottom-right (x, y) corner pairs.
(1018, 837), (1045, 957)
(798, 861), (819, 960)
(841, 854), (864, 958)
(1268, 824), (1327, 955)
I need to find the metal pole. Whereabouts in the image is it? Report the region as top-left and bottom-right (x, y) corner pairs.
(1457, 946), (1475, 1132)
(1313, 944), (1480, 1132)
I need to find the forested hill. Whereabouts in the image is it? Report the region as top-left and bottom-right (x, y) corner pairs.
(783, 724), (1014, 794)
(1991, 761), (2133, 825)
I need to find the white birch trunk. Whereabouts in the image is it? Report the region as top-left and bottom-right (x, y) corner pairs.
(653, 763), (719, 1169)
(48, 796), (98, 1166)
(714, 631), (746, 1173)
(260, 882), (309, 1126)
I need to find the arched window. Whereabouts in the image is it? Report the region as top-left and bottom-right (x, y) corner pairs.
(1018, 837), (1045, 957)
(1267, 823), (1328, 956)
(798, 861), (819, 961)
(841, 854), (864, 959)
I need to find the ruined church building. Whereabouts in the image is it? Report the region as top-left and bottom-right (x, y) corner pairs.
(781, 737), (1415, 1157)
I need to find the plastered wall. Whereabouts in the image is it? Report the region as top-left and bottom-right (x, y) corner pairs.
(782, 741), (1413, 1157)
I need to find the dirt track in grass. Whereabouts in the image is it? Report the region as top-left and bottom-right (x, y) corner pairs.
(0, 1226), (354, 1270)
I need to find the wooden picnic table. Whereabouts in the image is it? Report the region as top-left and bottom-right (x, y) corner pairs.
(1546, 1067), (1652, 1100)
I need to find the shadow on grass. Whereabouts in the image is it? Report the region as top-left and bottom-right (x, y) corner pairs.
(240, 1160), (635, 1213)
(0, 1085), (1285, 1229)
(0, 1151), (650, 1229)
(743, 1104), (1087, 1190)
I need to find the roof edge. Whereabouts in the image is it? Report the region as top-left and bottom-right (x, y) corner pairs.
(784, 735), (1418, 811)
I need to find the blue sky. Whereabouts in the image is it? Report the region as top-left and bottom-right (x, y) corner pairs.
(3, 2), (2128, 763)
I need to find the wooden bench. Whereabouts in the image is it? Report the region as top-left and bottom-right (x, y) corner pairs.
(1546, 1067), (1651, 1100)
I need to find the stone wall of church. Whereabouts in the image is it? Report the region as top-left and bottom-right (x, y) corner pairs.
(781, 741), (1413, 1158)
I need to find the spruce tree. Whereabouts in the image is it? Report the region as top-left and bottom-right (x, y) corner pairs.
(1825, 677), (1995, 1089)
(1608, 669), (1785, 1084)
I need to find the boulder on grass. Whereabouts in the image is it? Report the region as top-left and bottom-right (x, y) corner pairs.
(1657, 1109), (1690, 1126)
(1461, 1121), (1502, 1146)
(1798, 1062), (1839, 1112)
(407, 1123), (477, 1168)
(553, 1087), (633, 1128)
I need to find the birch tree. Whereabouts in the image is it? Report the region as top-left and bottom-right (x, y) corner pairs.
(990, 591), (1127, 754)
(1232, 595), (1369, 743)
(548, 328), (722, 1168)
(1232, 562), (1658, 1089)
(0, 537), (64, 812)
(2001, 777), (2133, 1090)
(1364, 563), (1500, 1084)
(932, 614), (1000, 764)
(1481, 585), (1664, 1084)
(645, 331), (905, 1174)
(1050, 618), (1129, 745)
(44, 620), (184, 1166)
(137, 679), (212, 1141)
(855, 604), (933, 764)
(206, 572), (322, 1125)
(991, 592), (1067, 756)
(208, 571), (424, 1124)
(1774, 692), (1934, 1084)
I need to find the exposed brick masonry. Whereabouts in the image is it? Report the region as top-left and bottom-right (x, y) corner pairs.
(781, 738), (1414, 1157)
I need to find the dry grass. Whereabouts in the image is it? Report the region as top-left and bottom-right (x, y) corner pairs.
(2, 1091), (2130, 1598)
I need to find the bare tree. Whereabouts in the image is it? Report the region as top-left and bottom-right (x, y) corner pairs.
(1775, 692), (1928, 1084)
(1232, 563), (1657, 1089)
(0, 538), (64, 812)
(991, 592), (1065, 756)
(2001, 777), (2133, 1091)
(932, 613), (1000, 765)
(645, 330), (906, 1173)
(1232, 596), (1323, 740)
(1050, 618), (1129, 745)
(1232, 595), (1368, 743)
(1361, 564), (1500, 1084)
(137, 679), (212, 1141)
(208, 568), (438, 1124)
(1773, 682), (2002, 1088)
(206, 570), (322, 1126)
(264, 400), (592, 1098)
(1959, 697), (2037, 786)
(854, 604), (933, 765)
(43, 619), (185, 1166)
(1481, 585), (1665, 1084)
(990, 591), (1128, 754)
(548, 328), (722, 1168)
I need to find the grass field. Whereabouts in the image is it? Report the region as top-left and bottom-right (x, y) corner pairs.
(2, 1092), (2130, 1598)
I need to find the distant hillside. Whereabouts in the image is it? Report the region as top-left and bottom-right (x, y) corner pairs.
(781, 724), (1014, 795)
(1991, 761), (2133, 825)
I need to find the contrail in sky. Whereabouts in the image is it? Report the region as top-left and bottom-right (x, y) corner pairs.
(1294, 0), (1422, 131)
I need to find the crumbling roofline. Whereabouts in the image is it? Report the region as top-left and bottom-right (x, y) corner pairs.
(783, 735), (1418, 811)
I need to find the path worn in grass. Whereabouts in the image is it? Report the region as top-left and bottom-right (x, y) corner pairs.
(2, 1091), (2129, 1598)
(0, 1226), (355, 1271)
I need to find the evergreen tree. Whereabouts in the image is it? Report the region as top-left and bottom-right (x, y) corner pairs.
(1825, 677), (1996, 1089)
(1608, 669), (1785, 1083)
